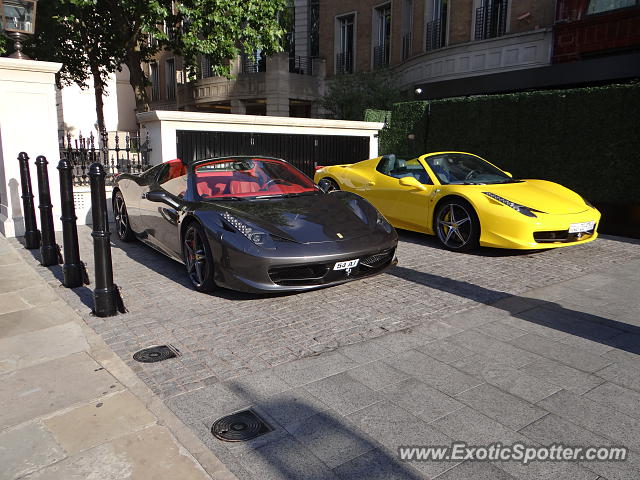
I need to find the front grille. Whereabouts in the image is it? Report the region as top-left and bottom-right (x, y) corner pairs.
(534, 229), (595, 243)
(268, 248), (395, 286)
(268, 264), (329, 286)
(360, 249), (394, 268)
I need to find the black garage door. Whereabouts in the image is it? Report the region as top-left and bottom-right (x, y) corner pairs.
(176, 130), (370, 177)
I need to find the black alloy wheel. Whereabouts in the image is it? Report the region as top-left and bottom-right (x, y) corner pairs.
(318, 177), (340, 192)
(183, 223), (217, 292)
(435, 199), (480, 252)
(113, 191), (135, 242)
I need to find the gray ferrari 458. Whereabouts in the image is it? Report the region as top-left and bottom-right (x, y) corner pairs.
(112, 156), (398, 293)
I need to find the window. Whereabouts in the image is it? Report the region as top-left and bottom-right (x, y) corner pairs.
(165, 59), (176, 101)
(149, 62), (160, 101)
(308, 0), (320, 57)
(336, 14), (355, 74)
(158, 160), (187, 197)
(242, 50), (266, 74)
(475, 0), (508, 40)
(374, 4), (392, 68)
(426, 0), (448, 51)
(587, 0), (638, 14)
(402, 0), (413, 60)
(376, 155), (432, 184)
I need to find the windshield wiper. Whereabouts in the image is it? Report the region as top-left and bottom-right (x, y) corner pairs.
(209, 196), (244, 201)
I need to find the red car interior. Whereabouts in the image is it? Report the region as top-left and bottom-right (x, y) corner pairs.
(193, 158), (317, 198)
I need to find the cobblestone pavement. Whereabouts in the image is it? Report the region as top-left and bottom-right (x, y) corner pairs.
(13, 227), (640, 479)
(12, 227), (640, 401)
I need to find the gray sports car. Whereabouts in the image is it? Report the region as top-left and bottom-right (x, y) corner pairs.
(112, 156), (398, 293)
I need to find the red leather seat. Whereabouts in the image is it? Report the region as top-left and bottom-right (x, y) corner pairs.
(229, 180), (260, 194)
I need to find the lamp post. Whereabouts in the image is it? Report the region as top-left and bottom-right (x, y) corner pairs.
(0, 0), (38, 60)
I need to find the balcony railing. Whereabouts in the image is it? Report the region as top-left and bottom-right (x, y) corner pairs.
(401, 32), (412, 60)
(241, 53), (266, 74)
(373, 44), (389, 69)
(425, 19), (445, 51)
(336, 52), (353, 74)
(289, 55), (314, 75)
(475, 1), (508, 40)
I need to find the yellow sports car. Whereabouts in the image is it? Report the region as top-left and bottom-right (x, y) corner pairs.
(314, 152), (600, 251)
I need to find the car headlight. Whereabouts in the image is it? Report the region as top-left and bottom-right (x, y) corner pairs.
(483, 192), (538, 218)
(222, 211), (274, 248)
(376, 211), (393, 233)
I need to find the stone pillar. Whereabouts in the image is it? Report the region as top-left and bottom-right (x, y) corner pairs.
(230, 99), (246, 115)
(0, 58), (63, 237)
(266, 53), (290, 117)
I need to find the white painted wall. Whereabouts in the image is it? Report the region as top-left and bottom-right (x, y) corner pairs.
(57, 65), (137, 137)
(137, 111), (384, 165)
(0, 58), (63, 237)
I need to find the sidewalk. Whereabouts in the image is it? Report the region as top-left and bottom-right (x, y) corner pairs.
(0, 235), (237, 480)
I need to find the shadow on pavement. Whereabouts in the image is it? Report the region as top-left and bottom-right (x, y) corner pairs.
(216, 381), (425, 480)
(389, 266), (640, 355)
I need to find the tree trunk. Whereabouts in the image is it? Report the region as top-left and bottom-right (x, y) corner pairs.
(90, 62), (106, 135)
(125, 49), (150, 114)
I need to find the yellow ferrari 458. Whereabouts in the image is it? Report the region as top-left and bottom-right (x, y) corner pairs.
(314, 152), (601, 251)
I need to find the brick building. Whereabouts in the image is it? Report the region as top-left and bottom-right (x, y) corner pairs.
(320, 0), (640, 99)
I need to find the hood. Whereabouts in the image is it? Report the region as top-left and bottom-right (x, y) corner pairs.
(481, 180), (589, 215)
(213, 191), (380, 244)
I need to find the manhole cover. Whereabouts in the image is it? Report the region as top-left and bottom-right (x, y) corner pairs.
(132, 345), (178, 363)
(211, 410), (271, 442)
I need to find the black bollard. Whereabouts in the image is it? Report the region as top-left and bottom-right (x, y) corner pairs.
(57, 159), (88, 288)
(89, 162), (125, 317)
(35, 156), (62, 266)
(17, 152), (41, 249)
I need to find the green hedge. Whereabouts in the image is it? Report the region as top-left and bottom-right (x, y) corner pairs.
(379, 84), (640, 204)
(363, 109), (391, 124)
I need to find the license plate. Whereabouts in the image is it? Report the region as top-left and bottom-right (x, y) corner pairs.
(568, 221), (595, 233)
(334, 259), (359, 270)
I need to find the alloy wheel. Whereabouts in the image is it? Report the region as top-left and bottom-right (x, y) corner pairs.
(114, 194), (129, 240)
(437, 203), (473, 249)
(184, 226), (208, 287)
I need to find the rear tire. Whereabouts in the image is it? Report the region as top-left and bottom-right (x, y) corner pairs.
(113, 191), (136, 242)
(435, 199), (480, 252)
(318, 177), (340, 192)
(182, 222), (217, 292)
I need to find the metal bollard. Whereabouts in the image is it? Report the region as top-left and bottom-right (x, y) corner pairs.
(17, 152), (41, 249)
(88, 162), (125, 317)
(57, 159), (89, 288)
(35, 155), (62, 266)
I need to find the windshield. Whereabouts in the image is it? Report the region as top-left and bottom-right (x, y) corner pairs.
(194, 157), (319, 199)
(424, 153), (514, 185)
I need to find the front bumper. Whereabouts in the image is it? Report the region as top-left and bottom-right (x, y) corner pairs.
(478, 206), (602, 250)
(209, 228), (398, 293)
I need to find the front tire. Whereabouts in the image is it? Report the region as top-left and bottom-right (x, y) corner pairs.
(113, 191), (136, 242)
(435, 199), (480, 252)
(183, 222), (217, 292)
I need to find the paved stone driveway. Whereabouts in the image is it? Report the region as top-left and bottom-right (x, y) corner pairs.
(13, 228), (640, 479)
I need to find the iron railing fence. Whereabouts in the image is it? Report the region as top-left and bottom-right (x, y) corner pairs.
(336, 52), (353, 74)
(373, 44), (389, 69)
(241, 52), (266, 74)
(59, 131), (152, 187)
(289, 55), (314, 75)
(475, 1), (508, 40)
(426, 19), (445, 51)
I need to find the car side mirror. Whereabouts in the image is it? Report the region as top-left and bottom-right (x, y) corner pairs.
(145, 190), (180, 209)
(399, 176), (427, 191)
(504, 171), (513, 178)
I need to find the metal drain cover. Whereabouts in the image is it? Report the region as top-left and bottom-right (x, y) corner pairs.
(211, 410), (271, 442)
(132, 345), (178, 363)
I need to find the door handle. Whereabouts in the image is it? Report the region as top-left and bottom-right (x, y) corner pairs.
(367, 181), (375, 186)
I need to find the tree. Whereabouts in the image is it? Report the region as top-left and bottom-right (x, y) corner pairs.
(29, 0), (287, 128)
(28, 0), (125, 133)
(321, 69), (408, 121)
